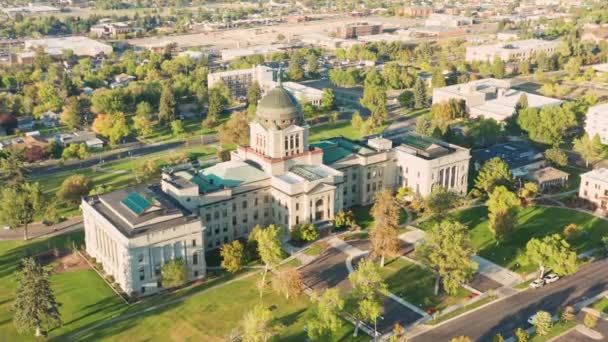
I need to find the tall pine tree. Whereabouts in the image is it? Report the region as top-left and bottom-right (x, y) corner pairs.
(413, 77), (428, 109)
(158, 82), (176, 125)
(13, 258), (61, 336)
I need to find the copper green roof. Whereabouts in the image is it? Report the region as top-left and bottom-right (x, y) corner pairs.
(256, 85), (302, 130)
(199, 160), (268, 191)
(312, 137), (377, 165)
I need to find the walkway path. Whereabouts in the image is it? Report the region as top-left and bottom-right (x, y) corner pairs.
(0, 216), (83, 241)
(472, 256), (522, 287)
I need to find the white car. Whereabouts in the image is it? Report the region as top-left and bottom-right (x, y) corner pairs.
(529, 278), (545, 289)
(544, 273), (560, 284)
(528, 314), (538, 325)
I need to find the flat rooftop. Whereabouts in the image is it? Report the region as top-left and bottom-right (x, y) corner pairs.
(581, 168), (608, 183)
(197, 160), (268, 192)
(312, 137), (378, 165)
(468, 39), (559, 52)
(392, 132), (456, 160)
(472, 142), (543, 171)
(89, 185), (196, 238)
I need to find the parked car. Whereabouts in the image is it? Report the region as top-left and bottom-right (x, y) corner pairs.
(529, 278), (545, 289)
(544, 273), (560, 284)
(527, 313), (537, 325)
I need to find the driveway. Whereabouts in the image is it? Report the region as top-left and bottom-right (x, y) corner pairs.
(411, 259), (608, 341)
(299, 242), (423, 334)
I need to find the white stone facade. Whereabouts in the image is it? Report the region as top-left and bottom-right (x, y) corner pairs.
(465, 39), (559, 62)
(585, 103), (608, 144)
(579, 168), (608, 211)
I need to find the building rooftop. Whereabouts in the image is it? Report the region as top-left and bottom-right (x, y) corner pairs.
(473, 89), (562, 120)
(25, 36), (112, 57)
(528, 166), (569, 183)
(311, 137), (377, 165)
(198, 160), (268, 191)
(581, 168), (608, 183)
(392, 132), (459, 160)
(467, 39), (558, 53)
(89, 185), (197, 238)
(472, 142), (543, 172)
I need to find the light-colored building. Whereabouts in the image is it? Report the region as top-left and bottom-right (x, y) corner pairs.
(432, 78), (562, 122)
(465, 39), (559, 62)
(497, 31), (519, 41)
(90, 23), (132, 38)
(161, 82), (470, 250)
(336, 22), (382, 39)
(23, 36), (113, 58)
(579, 168), (608, 211)
(585, 103), (608, 144)
(270, 81), (324, 106)
(82, 186), (206, 296)
(2, 5), (60, 18)
(220, 44), (291, 62)
(424, 14), (473, 28)
(398, 6), (434, 17)
(207, 65), (275, 98)
(582, 27), (608, 43)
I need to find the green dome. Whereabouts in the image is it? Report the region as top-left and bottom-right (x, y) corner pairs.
(256, 85), (302, 130)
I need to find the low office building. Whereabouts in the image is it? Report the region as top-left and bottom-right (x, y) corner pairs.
(337, 22), (382, 39)
(398, 6), (434, 17)
(585, 103), (608, 144)
(207, 65), (274, 98)
(22, 36), (113, 59)
(432, 78), (562, 122)
(465, 39), (559, 62)
(2, 5), (60, 17)
(527, 166), (569, 191)
(579, 168), (608, 211)
(90, 23), (132, 38)
(472, 142), (545, 177)
(424, 14), (473, 28)
(82, 186), (206, 296)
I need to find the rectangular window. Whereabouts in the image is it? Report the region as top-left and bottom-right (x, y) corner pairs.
(254, 210), (259, 220)
(242, 214), (248, 223)
(242, 201), (247, 209)
(193, 252), (198, 265)
(254, 198), (258, 206)
(214, 211), (219, 220)
(296, 203), (299, 211)
(222, 209), (228, 217)
(232, 216), (236, 225)
(139, 267), (145, 281)
(264, 195), (269, 203)
(192, 239), (196, 247)
(138, 253), (144, 263)
(205, 213), (211, 221)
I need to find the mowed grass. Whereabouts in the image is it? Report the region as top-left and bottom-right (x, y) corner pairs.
(75, 271), (358, 342)
(309, 120), (388, 142)
(591, 296), (608, 314)
(27, 145), (217, 218)
(423, 206), (608, 274)
(0, 231), (127, 341)
(378, 258), (471, 312)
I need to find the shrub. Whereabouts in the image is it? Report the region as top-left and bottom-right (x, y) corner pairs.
(514, 327), (528, 342)
(290, 223), (319, 242)
(584, 312), (598, 328)
(563, 223), (578, 239)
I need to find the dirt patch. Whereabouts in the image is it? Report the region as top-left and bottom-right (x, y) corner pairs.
(53, 253), (90, 273)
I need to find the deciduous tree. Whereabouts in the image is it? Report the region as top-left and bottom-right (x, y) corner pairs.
(13, 258), (61, 336)
(573, 133), (604, 167)
(487, 186), (520, 242)
(348, 258), (388, 337)
(160, 259), (187, 288)
(241, 304), (281, 342)
(544, 148), (568, 166)
(272, 267), (304, 299)
(474, 157), (514, 198)
(423, 186), (460, 220)
(417, 221), (477, 295)
(532, 310), (552, 336)
(523, 234), (577, 278)
(370, 190), (400, 267)
(306, 288), (345, 341)
(58, 174), (92, 204)
(0, 182), (45, 240)
(250, 224), (283, 298)
(217, 111), (249, 146)
(220, 240), (245, 274)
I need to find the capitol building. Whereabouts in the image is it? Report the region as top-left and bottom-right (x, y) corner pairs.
(82, 82), (471, 296)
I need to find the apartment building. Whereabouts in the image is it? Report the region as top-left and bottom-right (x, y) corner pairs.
(207, 65), (275, 98)
(82, 186), (205, 296)
(465, 39), (559, 62)
(337, 22), (382, 39)
(90, 23), (132, 38)
(432, 78), (562, 122)
(579, 168), (608, 211)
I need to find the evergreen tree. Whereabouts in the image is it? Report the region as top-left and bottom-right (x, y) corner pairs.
(413, 77), (428, 109)
(431, 68), (446, 88)
(491, 56), (506, 79)
(573, 133), (605, 167)
(159, 82), (176, 124)
(13, 258), (61, 336)
(369, 190), (400, 267)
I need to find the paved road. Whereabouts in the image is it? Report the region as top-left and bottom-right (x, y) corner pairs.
(300, 241), (422, 335)
(412, 259), (608, 342)
(28, 135), (218, 176)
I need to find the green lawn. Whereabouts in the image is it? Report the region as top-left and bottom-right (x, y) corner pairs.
(304, 241), (328, 257)
(378, 258), (471, 312)
(426, 295), (497, 325)
(308, 120), (387, 142)
(529, 320), (577, 342)
(0, 231), (128, 341)
(28, 145), (217, 218)
(350, 205), (408, 231)
(591, 296), (608, 314)
(423, 206), (608, 274)
(74, 271), (359, 342)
